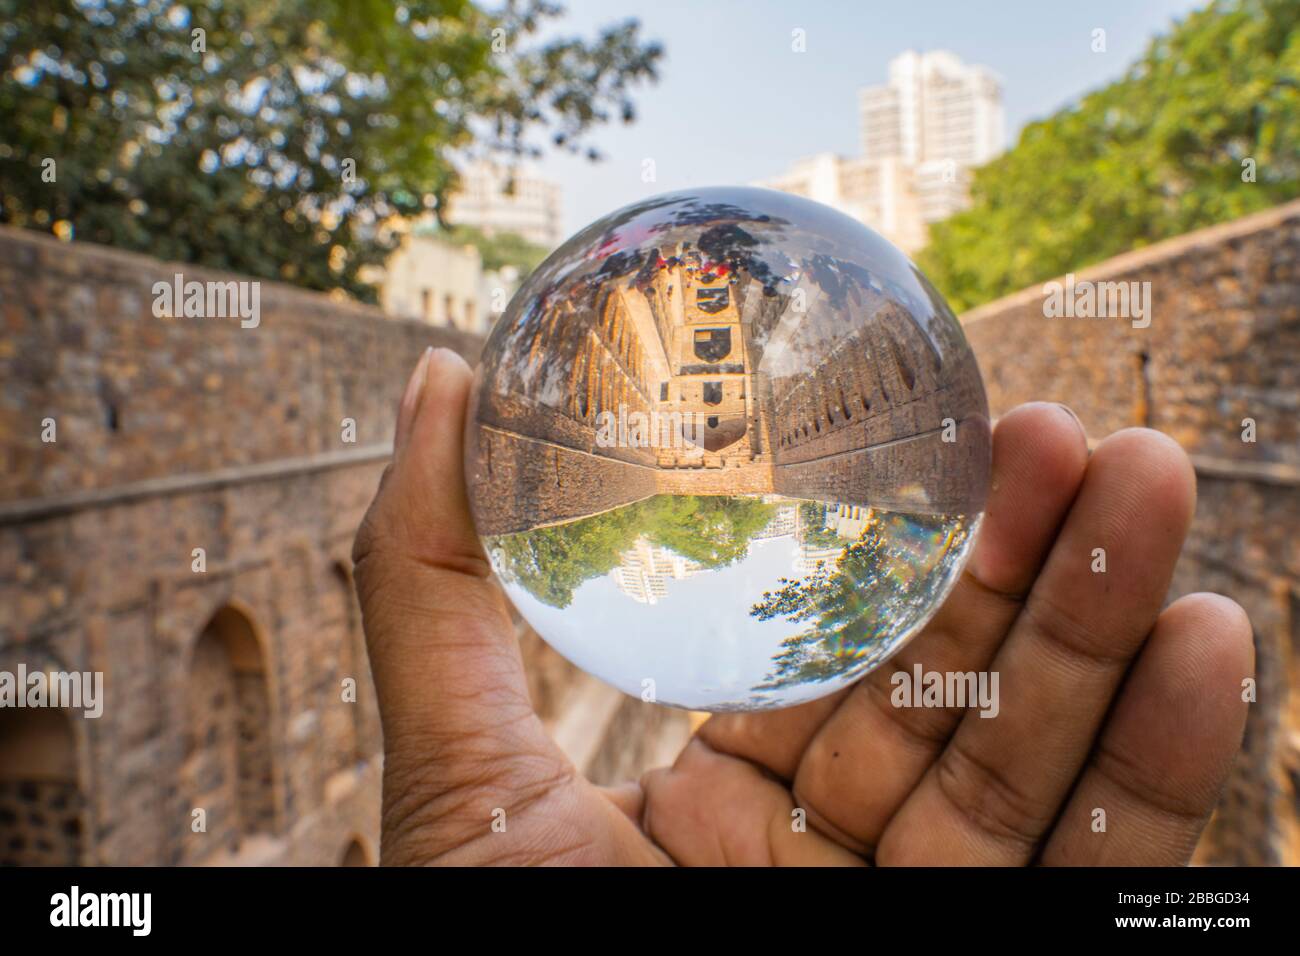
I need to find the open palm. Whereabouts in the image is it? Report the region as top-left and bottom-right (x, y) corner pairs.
(351, 348), (1252, 866)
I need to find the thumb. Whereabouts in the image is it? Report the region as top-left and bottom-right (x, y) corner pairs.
(352, 347), (571, 860)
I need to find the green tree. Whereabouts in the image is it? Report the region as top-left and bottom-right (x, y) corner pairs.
(760, 627), (847, 689)
(918, 0), (1300, 312)
(0, 0), (661, 300)
(751, 532), (900, 664)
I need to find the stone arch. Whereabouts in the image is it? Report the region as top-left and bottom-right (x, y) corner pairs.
(1287, 589), (1300, 822)
(339, 835), (373, 867)
(182, 603), (277, 862)
(0, 706), (84, 865)
(323, 561), (366, 773)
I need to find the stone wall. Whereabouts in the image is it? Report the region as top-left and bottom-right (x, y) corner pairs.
(3, 196), (1295, 866)
(962, 199), (1300, 865)
(467, 421), (659, 537)
(0, 226), (687, 866)
(0, 228), (481, 502)
(962, 201), (1300, 466)
(767, 301), (990, 516)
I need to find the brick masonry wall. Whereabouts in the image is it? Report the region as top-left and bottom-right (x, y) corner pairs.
(0, 227), (660, 866)
(766, 296), (990, 515)
(962, 200), (1300, 466)
(467, 424), (659, 537)
(2, 454), (397, 865)
(0, 779), (83, 866)
(0, 227), (481, 501)
(961, 199), (1300, 865)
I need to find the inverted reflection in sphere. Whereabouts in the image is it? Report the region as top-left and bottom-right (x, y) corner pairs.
(465, 187), (990, 711)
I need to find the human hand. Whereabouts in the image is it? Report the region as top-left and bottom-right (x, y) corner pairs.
(351, 347), (1252, 865)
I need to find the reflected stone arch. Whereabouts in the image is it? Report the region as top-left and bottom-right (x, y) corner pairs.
(0, 705), (84, 865)
(182, 603), (277, 863)
(702, 415), (748, 452)
(339, 835), (373, 867)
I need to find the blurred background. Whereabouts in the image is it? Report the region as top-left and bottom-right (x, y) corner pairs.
(0, 0), (1296, 865)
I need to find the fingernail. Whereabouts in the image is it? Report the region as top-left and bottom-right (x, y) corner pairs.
(402, 347), (434, 417)
(396, 348), (434, 452)
(427, 346), (461, 373)
(1054, 402), (1086, 439)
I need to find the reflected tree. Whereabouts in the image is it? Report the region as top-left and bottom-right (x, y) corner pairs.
(490, 503), (646, 609)
(798, 502), (841, 550)
(490, 495), (777, 608)
(641, 497), (774, 569)
(752, 512), (970, 691)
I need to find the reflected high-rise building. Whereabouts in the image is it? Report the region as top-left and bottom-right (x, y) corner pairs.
(609, 538), (702, 605)
(826, 503), (871, 541)
(793, 543), (843, 576)
(753, 501), (798, 542)
(792, 501), (871, 575)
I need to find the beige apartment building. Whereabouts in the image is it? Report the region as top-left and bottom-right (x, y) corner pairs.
(609, 539), (702, 605)
(377, 232), (520, 336)
(758, 153), (927, 253)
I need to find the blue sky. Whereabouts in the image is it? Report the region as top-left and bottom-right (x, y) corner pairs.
(533, 0), (1208, 235)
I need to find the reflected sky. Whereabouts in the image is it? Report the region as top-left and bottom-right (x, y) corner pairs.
(503, 530), (811, 708)
(490, 497), (977, 710)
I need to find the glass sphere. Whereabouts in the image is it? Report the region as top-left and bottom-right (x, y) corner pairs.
(465, 187), (990, 711)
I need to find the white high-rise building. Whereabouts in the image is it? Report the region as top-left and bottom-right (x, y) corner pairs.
(443, 159), (564, 249)
(825, 503), (872, 542)
(756, 50), (1004, 252)
(861, 50), (1005, 170)
(752, 502), (799, 542)
(860, 50), (1004, 225)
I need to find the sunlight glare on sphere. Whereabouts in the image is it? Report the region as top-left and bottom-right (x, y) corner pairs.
(465, 187), (990, 711)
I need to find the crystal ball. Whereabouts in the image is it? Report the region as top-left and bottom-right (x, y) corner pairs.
(465, 187), (990, 711)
